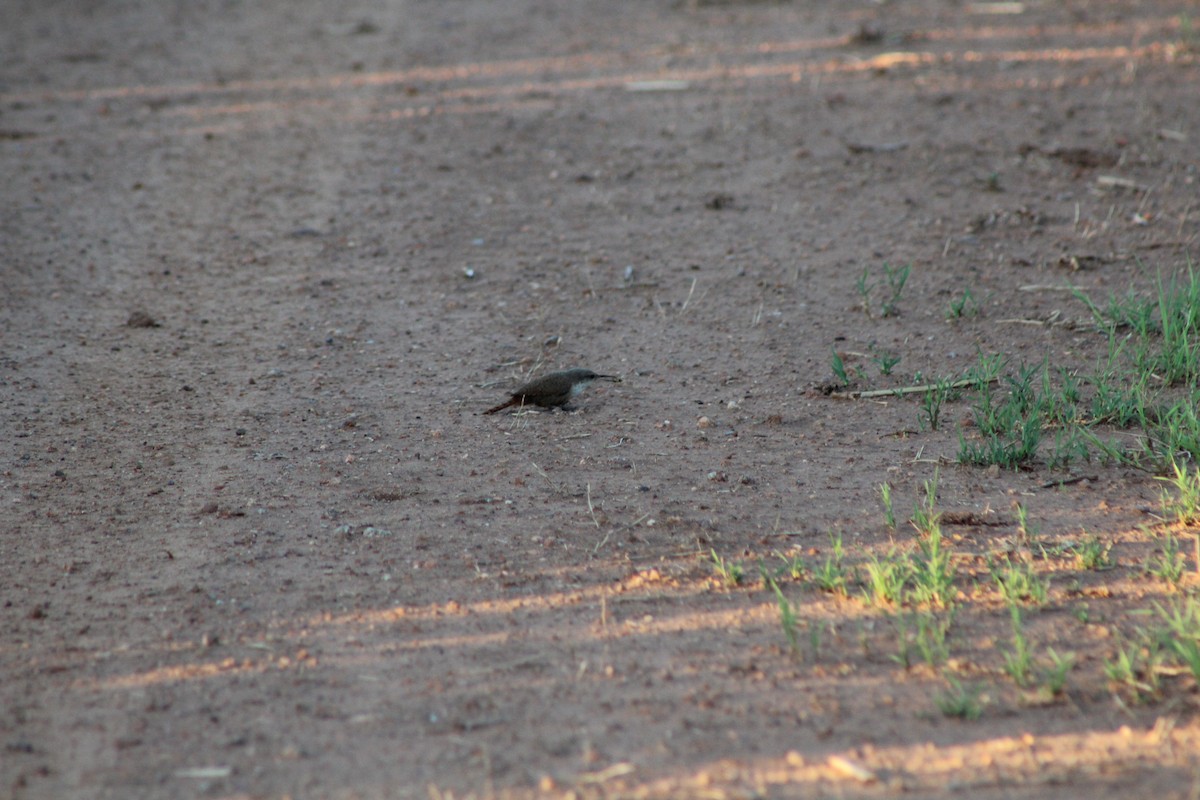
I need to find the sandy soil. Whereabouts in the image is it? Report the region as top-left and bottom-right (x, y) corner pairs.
(3, 1), (1200, 798)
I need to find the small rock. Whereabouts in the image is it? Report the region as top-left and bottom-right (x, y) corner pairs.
(705, 193), (734, 210)
(125, 310), (159, 328)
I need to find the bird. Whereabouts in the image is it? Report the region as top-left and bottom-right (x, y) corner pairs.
(483, 368), (620, 415)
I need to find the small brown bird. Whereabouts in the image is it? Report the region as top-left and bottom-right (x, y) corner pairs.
(484, 368), (620, 415)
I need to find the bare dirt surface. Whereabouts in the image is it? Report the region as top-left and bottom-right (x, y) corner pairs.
(3, 1), (1200, 798)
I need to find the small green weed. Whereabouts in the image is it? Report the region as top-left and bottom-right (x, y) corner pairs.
(1145, 399), (1200, 465)
(910, 472), (942, 538)
(907, 473), (953, 608)
(965, 351), (1005, 390)
(1043, 648), (1075, 696)
(1139, 268), (1200, 386)
(880, 482), (896, 531)
(710, 549), (744, 588)
(958, 361), (1047, 468)
(1158, 456), (1200, 526)
(808, 619), (824, 661)
(880, 263), (911, 318)
(890, 611), (953, 669)
(1088, 353), (1149, 429)
(911, 525), (956, 608)
(957, 360), (1094, 469)
(1154, 596), (1200, 639)
(993, 559), (1049, 607)
(830, 348), (850, 385)
(1071, 535), (1114, 571)
(1145, 534), (1187, 587)
(914, 611), (953, 668)
(765, 574), (800, 656)
(1002, 606), (1034, 687)
(1169, 636), (1200, 681)
(812, 533), (849, 596)
(773, 550), (807, 580)
(1104, 631), (1162, 700)
(958, 417), (1042, 469)
(870, 345), (901, 377)
(934, 676), (983, 720)
(1038, 366), (1082, 427)
(857, 262), (911, 318)
(1073, 284), (1154, 334)
(920, 379), (954, 432)
(863, 548), (913, 606)
(855, 266), (876, 315)
(890, 613), (913, 669)
(1015, 503), (1037, 544)
(1154, 598), (1200, 679)
(1103, 637), (1138, 686)
(1049, 426), (1091, 470)
(946, 288), (980, 320)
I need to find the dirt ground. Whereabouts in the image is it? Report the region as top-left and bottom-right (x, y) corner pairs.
(3, 1), (1200, 798)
